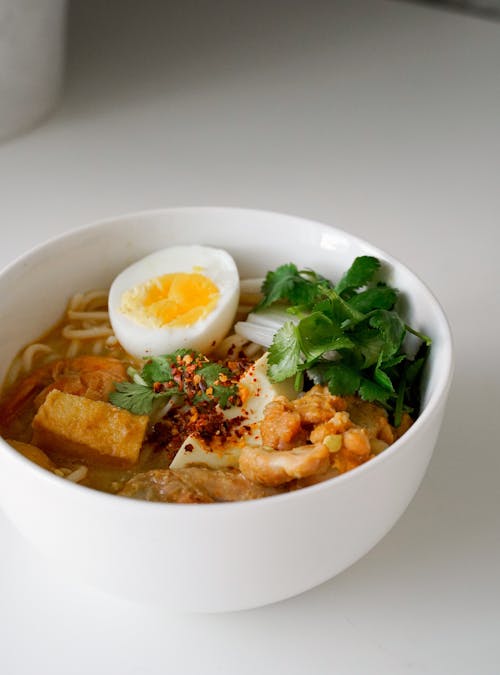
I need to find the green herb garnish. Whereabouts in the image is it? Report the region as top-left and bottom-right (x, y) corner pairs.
(258, 256), (430, 425)
(109, 349), (240, 416)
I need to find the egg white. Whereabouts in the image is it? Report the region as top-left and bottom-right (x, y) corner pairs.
(108, 245), (240, 358)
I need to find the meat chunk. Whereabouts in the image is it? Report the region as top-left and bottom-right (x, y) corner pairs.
(309, 411), (353, 443)
(239, 443), (330, 487)
(32, 390), (148, 467)
(291, 386), (346, 425)
(260, 397), (306, 450)
(346, 397), (395, 442)
(119, 467), (281, 503)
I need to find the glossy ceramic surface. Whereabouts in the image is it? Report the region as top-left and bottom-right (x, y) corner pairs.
(0, 208), (453, 611)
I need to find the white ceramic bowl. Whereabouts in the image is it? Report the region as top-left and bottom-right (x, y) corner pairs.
(0, 208), (453, 612)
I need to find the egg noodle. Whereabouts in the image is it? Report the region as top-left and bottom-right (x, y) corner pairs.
(3, 285), (264, 389)
(4, 290), (113, 388)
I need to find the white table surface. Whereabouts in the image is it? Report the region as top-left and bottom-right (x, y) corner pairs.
(1, 1), (499, 673)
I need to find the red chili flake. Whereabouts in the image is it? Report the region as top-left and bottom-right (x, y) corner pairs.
(185, 443), (194, 452)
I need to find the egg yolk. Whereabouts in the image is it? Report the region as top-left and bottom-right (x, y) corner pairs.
(120, 272), (220, 328)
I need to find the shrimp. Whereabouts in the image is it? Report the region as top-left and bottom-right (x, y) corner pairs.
(239, 442), (330, 487)
(0, 356), (128, 433)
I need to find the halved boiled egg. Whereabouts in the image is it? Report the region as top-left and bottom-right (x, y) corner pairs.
(109, 246), (239, 358)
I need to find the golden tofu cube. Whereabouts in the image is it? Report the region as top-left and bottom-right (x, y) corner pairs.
(32, 390), (148, 467)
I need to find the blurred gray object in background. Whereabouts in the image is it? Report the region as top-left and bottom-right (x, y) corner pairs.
(411, 0), (500, 19)
(0, 0), (67, 142)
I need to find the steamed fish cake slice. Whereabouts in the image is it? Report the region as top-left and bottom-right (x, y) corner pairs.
(169, 435), (242, 470)
(169, 353), (297, 470)
(32, 390), (148, 467)
(233, 352), (297, 426)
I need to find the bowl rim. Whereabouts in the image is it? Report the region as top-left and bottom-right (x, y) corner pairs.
(0, 205), (454, 513)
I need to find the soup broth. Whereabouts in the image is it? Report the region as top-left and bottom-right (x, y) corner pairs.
(0, 252), (423, 503)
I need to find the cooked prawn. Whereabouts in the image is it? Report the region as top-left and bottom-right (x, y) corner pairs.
(239, 442), (330, 487)
(0, 355), (128, 431)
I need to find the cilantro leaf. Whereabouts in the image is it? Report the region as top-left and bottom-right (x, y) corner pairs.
(373, 367), (395, 393)
(196, 362), (236, 408)
(297, 312), (354, 359)
(350, 325), (387, 368)
(109, 382), (159, 415)
(368, 310), (406, 359)
(380, 354), (407, 369)
(195, 362), (222, 384)
(320, 288), (365, 327)
(335, 256), (381, 296)
(347, 285), (397, 313)
(258, 264), (331, 310)
(268, 322), (302, 382)
(258, 264), (311, 308)
(306, 362), (361, 396)
(358, 377), (393, 403)
(141, 355), (175, 385)
(325, 363), (361, 396)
